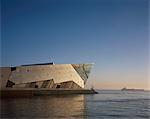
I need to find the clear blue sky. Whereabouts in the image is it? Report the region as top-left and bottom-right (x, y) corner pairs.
(1, 0), (149, 89)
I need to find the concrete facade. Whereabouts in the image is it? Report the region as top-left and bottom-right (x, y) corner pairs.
(0, 63), (93, 89)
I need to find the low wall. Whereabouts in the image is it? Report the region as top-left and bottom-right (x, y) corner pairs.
(0, 88), (98, 98)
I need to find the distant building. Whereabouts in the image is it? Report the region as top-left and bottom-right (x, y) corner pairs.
(0, 63), (93, 89)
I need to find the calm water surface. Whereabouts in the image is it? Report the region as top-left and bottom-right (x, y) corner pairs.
(1, 90), (150, 119)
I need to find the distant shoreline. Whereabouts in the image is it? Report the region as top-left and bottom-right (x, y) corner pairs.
(94, 89), (149, 91)
(121, 88), (144, 91)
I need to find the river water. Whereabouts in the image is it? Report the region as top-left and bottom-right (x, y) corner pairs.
(1, 90), (150, 119)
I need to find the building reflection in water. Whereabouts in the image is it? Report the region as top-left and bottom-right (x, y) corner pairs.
(1, 95), (86, 118)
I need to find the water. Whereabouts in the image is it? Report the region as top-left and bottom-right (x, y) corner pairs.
(1, 90), (150, 119)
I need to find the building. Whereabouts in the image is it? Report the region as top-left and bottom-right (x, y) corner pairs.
(0, 63), (93, 89)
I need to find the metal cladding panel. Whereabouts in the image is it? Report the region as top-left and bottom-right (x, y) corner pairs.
(0, 67), (12, 89)
(72, 64), (93, 84)
(9, 64), (89, 88)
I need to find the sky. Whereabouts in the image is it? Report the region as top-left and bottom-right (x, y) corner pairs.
(1, 0), (149, 89)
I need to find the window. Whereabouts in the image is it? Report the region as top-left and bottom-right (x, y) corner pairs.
(56, 85), (61, 88)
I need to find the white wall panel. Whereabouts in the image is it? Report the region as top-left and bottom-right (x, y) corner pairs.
(9, 64), (88, 88)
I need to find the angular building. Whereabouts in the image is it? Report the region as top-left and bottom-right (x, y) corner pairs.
(0, 63), (93, 89)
